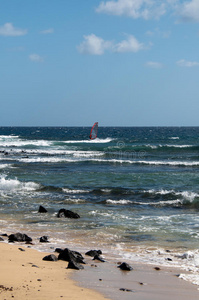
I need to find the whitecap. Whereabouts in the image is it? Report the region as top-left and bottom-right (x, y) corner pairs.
(63, 138), (113, 144)
(106, 199), (131, 205)
(62, 188), (89, 194)
(0, 135), (52, 147)
(0, 174), (40, 192)
(169, 137), (180, 140)
(0, 164), (13, 169)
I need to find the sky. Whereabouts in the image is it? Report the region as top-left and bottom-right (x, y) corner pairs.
(0, 0), (199, 127)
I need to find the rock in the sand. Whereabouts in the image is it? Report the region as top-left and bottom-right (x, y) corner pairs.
(8, 232), (32, 243)
(42, 254), (58, 261)
(117, 262), (133, 271)
(18, 248), (25, 251)
(119, 288), (134, 292)
(38, 205), (48, 213)
(1, 233), (8, 237)
(0, 237), (4, 241)
(57, 208), (80, 219)
(55, 248), (64, 254)
(93, 255), (105, 262)
(67, 260), (84, 270)
(39, 236), (49, 243)
(85, 250), (102, 257)
(58, 248), (85, 264)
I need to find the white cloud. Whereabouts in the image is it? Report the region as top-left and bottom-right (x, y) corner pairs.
(78, 34), (145, 55)
(145, 30), (155, 36)
(177, 59), (199, 67)
(114, 34), (144, 52)
(40, 28), (54, 34)
(146, 28), (171, 38)
(96, 0), (166, 20)
(0, 23), (27, 36)
(29, 54), (44, 62)
(77, 34), (112, 55)
(96, 1), (199, 22)
(146, 61), (163, 68)
(177, 0), (199, 22)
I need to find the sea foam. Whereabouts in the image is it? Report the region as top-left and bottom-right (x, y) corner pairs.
(0, 174), (40, 192)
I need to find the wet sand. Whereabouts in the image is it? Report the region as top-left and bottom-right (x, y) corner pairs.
(74, 258), (199, 300)
(0, 241), (198, 300)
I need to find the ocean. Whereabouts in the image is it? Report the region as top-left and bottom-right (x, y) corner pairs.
(0, 126), (199, 287)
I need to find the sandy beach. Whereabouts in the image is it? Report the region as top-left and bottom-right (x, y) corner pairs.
(0, 241), (108, 300)
(0, 239), (199, 300)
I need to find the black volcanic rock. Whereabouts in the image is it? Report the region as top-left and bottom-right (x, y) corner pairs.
(42, 254), (58, 261)
(117, 262), (133, 271)
(85, 250), (102, 257)
(38, 205), (48, 213)
(39, 236), (49, 243)
(55, 248), (64, 254)
(57, 209), (80, 219)
(67, 260), (84, 270)
(8, 232), (32, 243)
(93, 255), (105, 262)
(58, 248), (85, 264)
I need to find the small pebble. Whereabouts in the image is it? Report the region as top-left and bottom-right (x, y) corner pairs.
(119, 288), (134, 292)
(18, 248), (25, 251)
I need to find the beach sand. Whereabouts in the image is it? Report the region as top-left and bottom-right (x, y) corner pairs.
(74, 258), (199, 300)
(0, 241), (199, 300)
(0, 242), (108, 300)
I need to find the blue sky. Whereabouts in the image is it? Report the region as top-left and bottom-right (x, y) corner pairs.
(0, 0), (199, 126)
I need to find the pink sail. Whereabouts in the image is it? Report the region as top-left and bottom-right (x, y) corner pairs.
(89, 122), (98, 140)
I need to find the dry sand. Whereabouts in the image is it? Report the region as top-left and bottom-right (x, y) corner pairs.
(0, 242), (109, 300)
(0, 241), (199, 300)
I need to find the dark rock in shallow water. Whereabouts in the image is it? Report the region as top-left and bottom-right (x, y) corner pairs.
(85, 250), (102, 257)
(57, 209), (80, 219)
(39, 236), (49, 243)
(0, 237), (4, 241)
(58, 248), (85, 264)
(67, 260), (84, 270)
(42, 254), (58, 261)
(8, 232), (32, 243)
(93, 255), (105, 262)
(166, 257), (172, 261)
(118, 262), (133, 271)
(38, 205), (48, 213)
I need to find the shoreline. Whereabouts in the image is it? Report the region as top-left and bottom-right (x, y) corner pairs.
(0, 239), (199, 300)
(73, 257), (199, 300)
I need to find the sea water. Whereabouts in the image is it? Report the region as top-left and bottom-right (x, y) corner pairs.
(0, 127), (199, 286)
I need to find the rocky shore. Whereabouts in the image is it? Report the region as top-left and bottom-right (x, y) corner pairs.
(0, 229), (199, 300)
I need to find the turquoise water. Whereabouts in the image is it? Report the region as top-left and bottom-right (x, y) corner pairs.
(0, 127), (199, 285)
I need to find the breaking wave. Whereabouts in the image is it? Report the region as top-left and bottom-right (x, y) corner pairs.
(0, 174), (40, 194)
